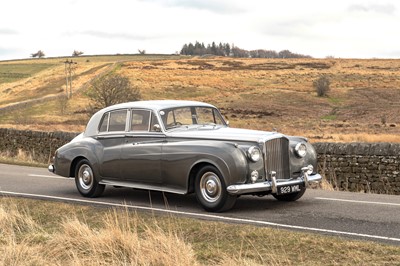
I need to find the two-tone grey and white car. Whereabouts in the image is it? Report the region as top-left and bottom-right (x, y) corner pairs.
(49, 100), (322, 212)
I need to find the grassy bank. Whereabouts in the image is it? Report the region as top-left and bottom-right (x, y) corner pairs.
(0, 150), (47, 168)
(0, 197), (399, 265)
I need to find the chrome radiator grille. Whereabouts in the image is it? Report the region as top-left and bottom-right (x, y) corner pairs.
(264, 137), (290, 180)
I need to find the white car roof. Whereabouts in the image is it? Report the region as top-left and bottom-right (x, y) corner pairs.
(84, 100), (217, 136)
(100, 100), (215, 112)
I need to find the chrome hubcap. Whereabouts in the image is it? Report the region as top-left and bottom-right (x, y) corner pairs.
(78, 164), (93, 190)
(206, 180), (217, 195)
(83, 170), (90, 182)
(200, 172), (222, 203)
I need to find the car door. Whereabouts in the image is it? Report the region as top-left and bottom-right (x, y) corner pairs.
(120, 109), (165, 183)
(96, 109), (128, 179)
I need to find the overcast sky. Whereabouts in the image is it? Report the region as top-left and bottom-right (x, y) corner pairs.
(1, 0), (399, 60)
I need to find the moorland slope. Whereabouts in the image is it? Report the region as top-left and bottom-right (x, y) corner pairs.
(1, 55), (400, 142)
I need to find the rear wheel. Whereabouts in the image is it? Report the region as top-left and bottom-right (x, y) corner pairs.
(272, 186), (306, 201)
(195, 165), (237, 212)
(75, 159), (105, 197)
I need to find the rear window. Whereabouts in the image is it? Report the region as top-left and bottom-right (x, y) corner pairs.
(98, 113), (109, 132)
(98, 109), (127, 132)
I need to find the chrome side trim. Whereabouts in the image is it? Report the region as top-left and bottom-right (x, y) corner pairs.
(99, 179), (186, 195)
(227, 173), (322, 195)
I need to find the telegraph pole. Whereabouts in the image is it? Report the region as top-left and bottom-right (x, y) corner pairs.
(64, 60), (77, 98)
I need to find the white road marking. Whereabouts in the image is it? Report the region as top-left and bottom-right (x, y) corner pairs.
(28, 174), (71, 180)
(316, 197), (400, 207)
(1, 190), (400, 243)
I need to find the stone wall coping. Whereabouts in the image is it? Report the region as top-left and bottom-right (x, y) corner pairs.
(314, 142), (400, 156)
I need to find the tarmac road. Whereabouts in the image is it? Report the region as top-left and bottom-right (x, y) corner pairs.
(1, 163), (399, 246)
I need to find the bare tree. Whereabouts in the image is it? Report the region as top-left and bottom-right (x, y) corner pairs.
(31, 50), (45, 58)
(72, 50), (84, 56)
(86, 74), (141, 114)
(138, 49), (146, 54)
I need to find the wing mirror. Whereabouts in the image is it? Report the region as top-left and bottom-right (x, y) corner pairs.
(153, 124), (161, 132)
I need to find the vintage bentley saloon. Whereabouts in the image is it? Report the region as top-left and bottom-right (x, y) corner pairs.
(49, 100), (322, 212)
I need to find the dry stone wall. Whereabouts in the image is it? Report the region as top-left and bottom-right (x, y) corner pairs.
(0, 128), (399, 195)
(0, 128), (78, 163)
(314, 142), (400, 195)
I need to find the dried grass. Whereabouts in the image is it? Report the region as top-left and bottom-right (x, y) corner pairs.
(0, 204), (49, 266)
(1, 198), (400, 265)
(0, 149), (44, 167)
(48, 209), (198, 266)
(0, 203), (38, 237)
(0, 201), (199, 266)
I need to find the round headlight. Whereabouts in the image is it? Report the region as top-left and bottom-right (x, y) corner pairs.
(295, 142), (307, 158)
(248, 146), (261, 162)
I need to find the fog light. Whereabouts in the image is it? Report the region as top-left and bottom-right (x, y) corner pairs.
(250, 170), (259, 183)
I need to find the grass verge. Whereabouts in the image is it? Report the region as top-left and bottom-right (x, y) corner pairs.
(0, 197), (399, 265)
(0, 150), (47, 168)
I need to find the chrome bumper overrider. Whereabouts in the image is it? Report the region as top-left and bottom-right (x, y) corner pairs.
(227, 173), (322, 195)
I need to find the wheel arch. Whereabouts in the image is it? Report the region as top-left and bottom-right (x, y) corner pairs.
(65, 145), (100, 178)
(187, 160), (226, 194)
(192, 163), (238, 212)
(70, 156), (88, 177)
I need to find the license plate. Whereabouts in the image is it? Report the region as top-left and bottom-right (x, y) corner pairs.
(277, 184), (302, 195)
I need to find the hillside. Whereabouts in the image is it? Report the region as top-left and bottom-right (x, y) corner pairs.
(1, 55), (400, 142)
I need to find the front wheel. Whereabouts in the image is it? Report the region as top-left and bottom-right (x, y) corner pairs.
(195, 165), (237, 212)
(75, 159), (105, 198)
(272, 186), (306, 201)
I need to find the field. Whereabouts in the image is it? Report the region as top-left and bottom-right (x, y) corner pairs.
(1, 55), (400, 142)
(2, 56), (400, 264)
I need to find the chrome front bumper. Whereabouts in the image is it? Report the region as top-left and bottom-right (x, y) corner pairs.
(227, 172), (322, 196)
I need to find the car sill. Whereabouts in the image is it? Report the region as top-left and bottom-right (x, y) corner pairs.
(99, 180), (186, 195)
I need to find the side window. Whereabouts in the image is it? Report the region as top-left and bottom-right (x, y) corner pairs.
(98, 112), (110, 132)
(108, 110), (127, 132)
(131, 110), (150, 131)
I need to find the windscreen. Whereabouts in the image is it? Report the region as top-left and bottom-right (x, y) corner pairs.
(160, 106), (226, 130)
